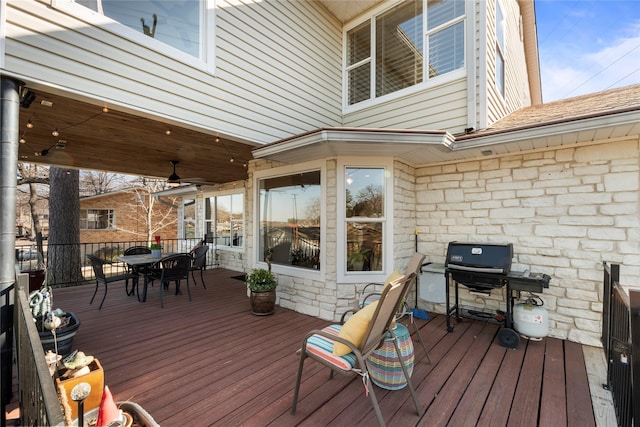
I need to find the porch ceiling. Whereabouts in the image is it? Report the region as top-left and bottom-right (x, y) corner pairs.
(17, 89), (256, 185)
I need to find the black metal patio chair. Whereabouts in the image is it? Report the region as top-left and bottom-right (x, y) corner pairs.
(189, 244), (209, 288)
(145, 253), (192, 308)
(87, 254), (138, 310)
(122, 245), (151, 296)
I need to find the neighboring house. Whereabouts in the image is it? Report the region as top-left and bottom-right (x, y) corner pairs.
(2, 0), (639, 347)
(79, 189), (177, 244)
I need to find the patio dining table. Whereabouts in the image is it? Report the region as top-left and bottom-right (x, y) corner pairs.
(116, 253), (175, 302)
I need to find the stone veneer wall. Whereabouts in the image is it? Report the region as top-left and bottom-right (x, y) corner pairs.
(415, 138), (640, 346)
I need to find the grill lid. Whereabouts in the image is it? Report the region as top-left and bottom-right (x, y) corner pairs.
(445, 242), (513, 274)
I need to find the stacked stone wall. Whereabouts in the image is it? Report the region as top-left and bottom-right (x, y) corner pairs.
(415, 138), (640, 346)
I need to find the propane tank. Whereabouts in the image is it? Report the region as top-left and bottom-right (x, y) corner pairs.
(513, 295), (548, 340)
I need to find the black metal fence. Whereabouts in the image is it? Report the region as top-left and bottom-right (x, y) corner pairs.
(601, 262), (639, 427)
(14, 272), (65, 426)
(16, 238), (211, 288)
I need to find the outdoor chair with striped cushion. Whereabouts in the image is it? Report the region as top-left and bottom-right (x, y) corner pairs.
(354, 253), (431, 364)
(291, 273), (422, 427)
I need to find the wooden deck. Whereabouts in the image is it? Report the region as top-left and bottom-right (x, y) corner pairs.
(15, 268), (597, 426)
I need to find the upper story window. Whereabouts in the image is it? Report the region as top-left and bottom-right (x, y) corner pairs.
(496, 0), (506, 97)
(56, 0), (213, 69)
(346, 0), (465, 106)
(204, 193), (244, 249)
(80, 209), (115, 230)
(258, 171), (321, 271)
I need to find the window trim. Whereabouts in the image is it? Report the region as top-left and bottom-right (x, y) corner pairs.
(495, 0), (506, 98)
(50, 0), (216, 73)
(343, 0), (466, 112)
(253, 160), (325, 280)
(80, 208), (116, 230)
(202, 189), (245, 252)
(337, 158), (393, 284)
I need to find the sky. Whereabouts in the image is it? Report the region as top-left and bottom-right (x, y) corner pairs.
(535, 0), (640, 102)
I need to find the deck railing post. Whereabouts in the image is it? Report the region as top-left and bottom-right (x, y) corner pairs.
(629, 289), (639, 427)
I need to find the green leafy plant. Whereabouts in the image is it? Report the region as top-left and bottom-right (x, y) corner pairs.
(246, 268), (278, 292)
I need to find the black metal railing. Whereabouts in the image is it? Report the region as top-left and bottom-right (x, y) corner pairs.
(14, 270), (65, 426)
(601, 262), (639, 427)
(16, 238), (213, 288)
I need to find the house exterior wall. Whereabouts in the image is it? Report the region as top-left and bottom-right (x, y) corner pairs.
(415, 137), (640, 346)
(4, 0), (343, 145)
(79, 191), (177, 244)
(484, 0), (533, 126)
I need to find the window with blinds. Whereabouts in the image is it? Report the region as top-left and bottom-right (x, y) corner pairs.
(346, 0), (465, 106)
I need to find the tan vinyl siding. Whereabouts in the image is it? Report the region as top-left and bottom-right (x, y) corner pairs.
(485, 0), (532, 126)
(343, 77), (469, 134)
(4, 0), (343, 145)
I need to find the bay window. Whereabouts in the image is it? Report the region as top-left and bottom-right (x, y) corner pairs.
(204, 193), (244, 249)
(182, 198), (196, 239)
(344, 167), (386, 273)
(258, 171), (321, 270)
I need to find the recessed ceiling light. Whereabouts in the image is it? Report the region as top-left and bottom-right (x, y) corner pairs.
(40, 100), (53, 107)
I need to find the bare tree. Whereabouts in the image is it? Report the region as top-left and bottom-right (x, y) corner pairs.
(118, 178), (178, 244)
(80, 170), (127, 196)
(17, 163), (49, 267)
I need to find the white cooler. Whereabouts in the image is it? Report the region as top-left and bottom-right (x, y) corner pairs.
(419, 263), (446, 303)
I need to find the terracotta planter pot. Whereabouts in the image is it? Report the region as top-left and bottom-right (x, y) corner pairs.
(250, 290), (276, 315)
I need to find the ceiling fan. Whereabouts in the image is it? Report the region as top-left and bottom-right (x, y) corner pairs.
(166, 160), (207, 187)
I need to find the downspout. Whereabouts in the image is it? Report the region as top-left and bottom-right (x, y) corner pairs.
(0, 77), (21, 426)
(154, 194), (179, 209)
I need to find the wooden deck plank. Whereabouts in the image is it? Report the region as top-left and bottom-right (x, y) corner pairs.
(476, 336), (527, 427)
(8, 268), (599, 427)
(508, 339), (546, 427)
(565, 340), (597, 427)
(418, 323), (498, 426)
(446, 335), (507, 427)
(539, 338), (568, 426)
(390, 320), (486, 426)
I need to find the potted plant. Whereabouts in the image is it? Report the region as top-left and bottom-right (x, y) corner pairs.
(246, 268), (278, 315)
(29, 283), (80, 356)
(150, 235), (162, 257)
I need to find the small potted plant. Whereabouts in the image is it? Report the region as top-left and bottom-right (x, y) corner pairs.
(246, 267), (278, 315)
(150, 235), (162, 257)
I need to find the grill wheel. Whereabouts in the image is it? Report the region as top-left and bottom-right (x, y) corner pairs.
(498, 328), (520, 349)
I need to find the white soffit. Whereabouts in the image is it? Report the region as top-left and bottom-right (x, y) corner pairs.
(252, 111), (640, 167)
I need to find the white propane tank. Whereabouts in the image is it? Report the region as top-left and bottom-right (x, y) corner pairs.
(513, 296), (548, 340)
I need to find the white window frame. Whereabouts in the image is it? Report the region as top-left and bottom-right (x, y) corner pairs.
(49, 0), (216, 73)
(495, 0), (506, 98)
(181, 198), (197, 240)
(202, 189), (244, 252)
(253, 160), (325, 281)
(337, 158), (393, 284)
(80, 208), (115, 230)
(343, 0), (466, 112)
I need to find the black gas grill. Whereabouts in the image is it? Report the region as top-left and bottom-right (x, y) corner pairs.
(445, 242), (550, 348)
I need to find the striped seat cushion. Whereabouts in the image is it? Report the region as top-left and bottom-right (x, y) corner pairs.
(306, 325), (357, 371)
